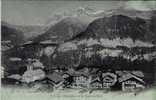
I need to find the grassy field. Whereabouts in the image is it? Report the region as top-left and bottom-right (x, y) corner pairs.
(1, 86), (156, 100)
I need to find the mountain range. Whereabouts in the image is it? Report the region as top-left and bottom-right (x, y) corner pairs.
(2, 11), (156, 75)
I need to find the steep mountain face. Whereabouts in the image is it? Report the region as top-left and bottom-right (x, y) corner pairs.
(82, 15), (147, 41)
(149, 15), (156, 43)
(34, 17), (88, 43)
(150, 15), (156, 33)
(1, 22), (25, 51)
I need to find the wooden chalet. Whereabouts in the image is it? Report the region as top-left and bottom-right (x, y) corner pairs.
(44, 72), (64, 89)
(118, 72), (145, 91)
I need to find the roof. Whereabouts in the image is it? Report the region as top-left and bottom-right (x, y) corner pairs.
(116, 71), (144, 78)
(131, 71), (144, 78)
(118, 73), (144, 84)
(46, 72), (64, 84)
(90, 75), (101, 84)
(65, 68), (89, 77)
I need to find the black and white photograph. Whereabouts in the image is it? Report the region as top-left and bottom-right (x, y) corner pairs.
(1, 0), (156, 100)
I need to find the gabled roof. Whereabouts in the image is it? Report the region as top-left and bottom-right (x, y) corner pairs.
(118, 73), (144, 84)
(90, 75), (101, 84)
(116, 71), (144, 78)
(131, 71), (144, 78)
(46, 72), (64, 84)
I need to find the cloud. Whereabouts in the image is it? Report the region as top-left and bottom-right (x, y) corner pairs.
(124, 1), (156, 11)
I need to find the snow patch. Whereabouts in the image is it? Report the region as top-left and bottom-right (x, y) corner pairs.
(98, 49), (123, 58)
(9, 57), (22, 61)
(100, 38), (154, 48)
(58, 42), (78, 52)
(8, 74), (21, 80)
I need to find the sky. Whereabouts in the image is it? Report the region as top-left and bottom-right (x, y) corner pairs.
(2, 0), (156, 25)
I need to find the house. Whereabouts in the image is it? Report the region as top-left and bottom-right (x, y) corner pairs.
(64, 68), (90, 88)
(21, 69), (46, 83)
(118, 73), (145, 92)
(102, 72), (117, 88)
(45, 72), (64, 89)
(72, 73), (89, 88)
(90, 75), (102, 89)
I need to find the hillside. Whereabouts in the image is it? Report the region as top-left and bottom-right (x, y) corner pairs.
(14, 25), (46, 40)
(1, 22), (25, 51)
(2, 15), (156, 77)
(34, 17), (88, 43)
(42, 15), (156, 72)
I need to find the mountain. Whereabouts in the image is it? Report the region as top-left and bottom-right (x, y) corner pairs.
(2, 21), (46, 41)
(3, 15), (156, 75)
(73, 14), (156, 44)
(34, 17), (88, 43)
(42, 15), (156, 71)
(109, 8), (156, 19)
(1, 21), (25, 51)
(14, 25), (46, 40)
(148, 15), (156, 43)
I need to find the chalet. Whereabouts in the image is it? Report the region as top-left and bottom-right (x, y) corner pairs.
(64, 68), (90, 88)
(72, 73), (89, 88)
(45, 72), (64, 89)
(118, 73), (145, 92)
(90, 75), (102, 89)
(102, 72), (117, 88)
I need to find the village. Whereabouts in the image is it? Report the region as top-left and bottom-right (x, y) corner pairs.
(1, 57), (147, 93)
